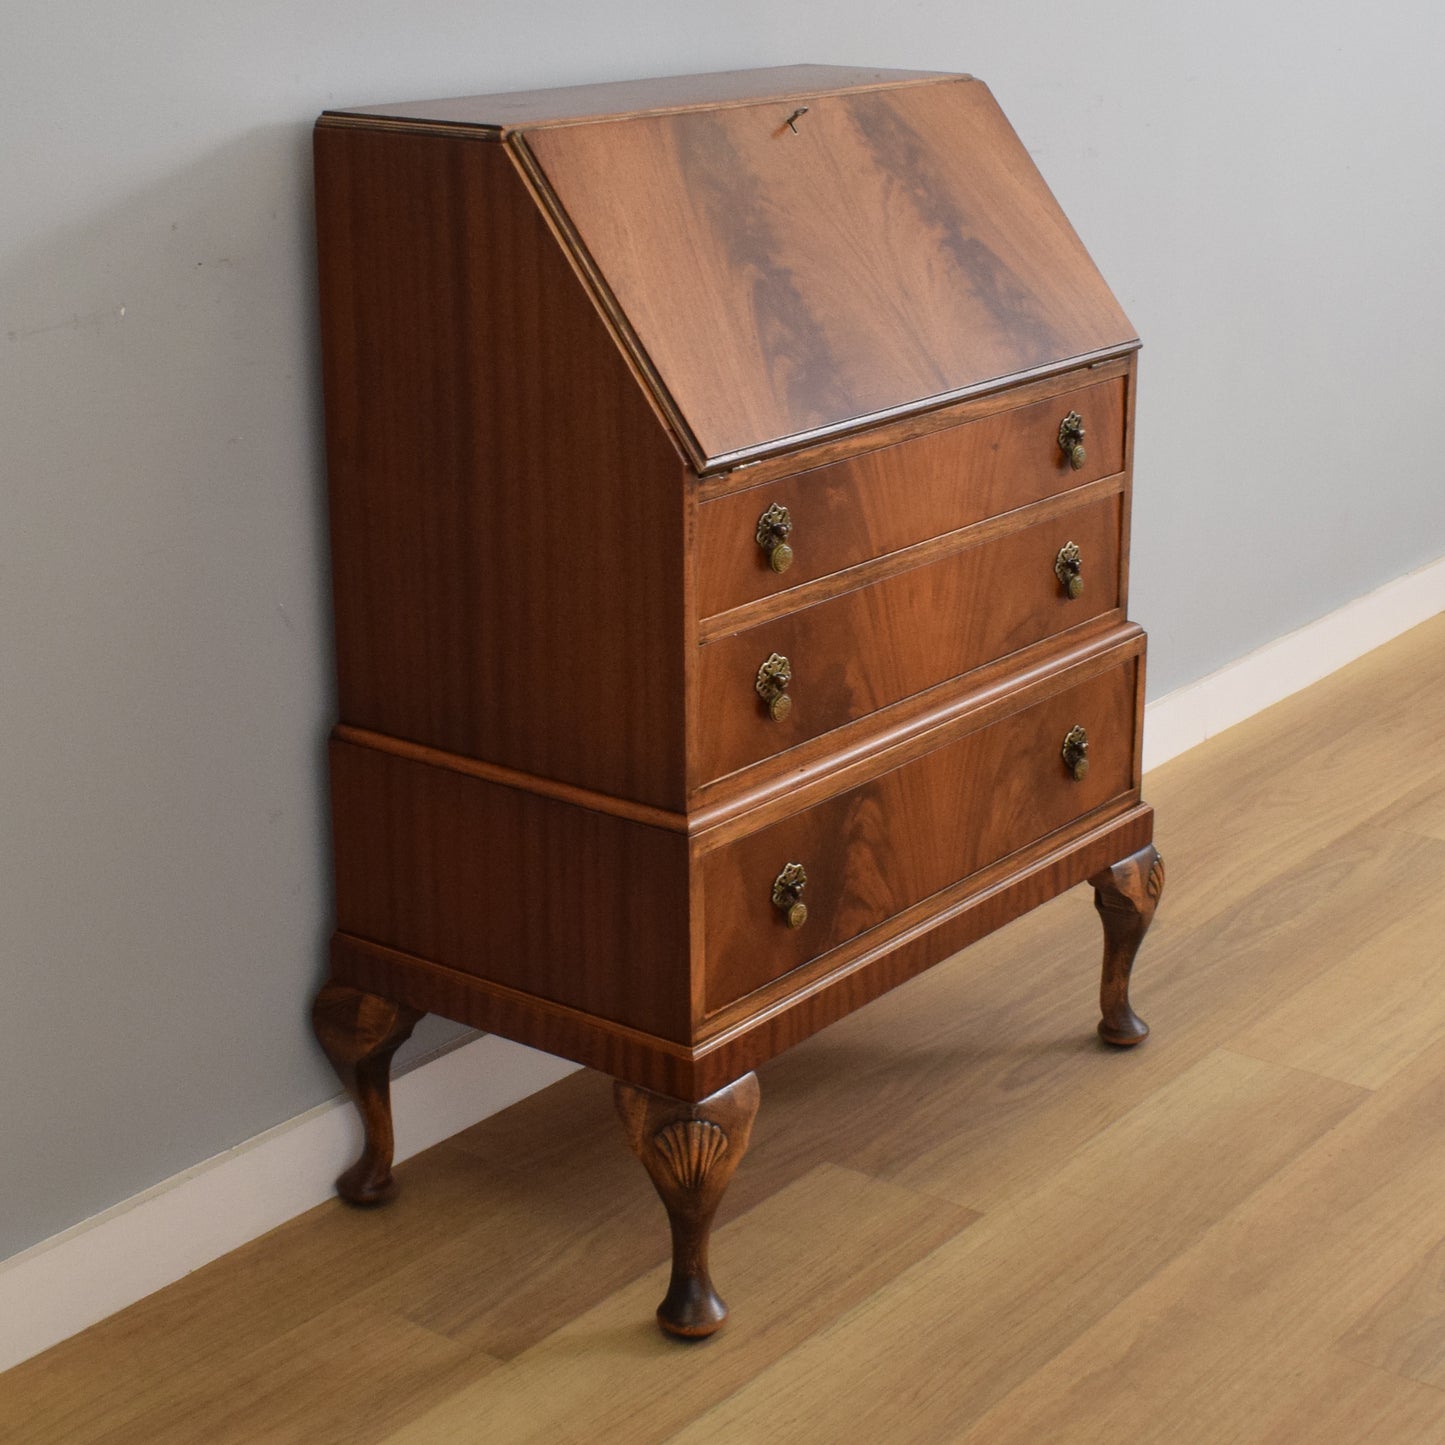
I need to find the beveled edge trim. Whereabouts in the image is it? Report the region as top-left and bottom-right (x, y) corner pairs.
(330, 726), (690, 834)
(695, 359), (1136, 500)
(698, 473), (1126, 642)
(318, 69), (969, 141)
(503, 70), (970, 136)
(315, 114), (504, 141)
(507, 132), (708, 470)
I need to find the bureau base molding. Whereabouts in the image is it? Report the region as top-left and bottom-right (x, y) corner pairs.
(328, 802), (1154, 1101)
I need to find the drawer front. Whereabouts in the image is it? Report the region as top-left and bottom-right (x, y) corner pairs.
(696, 375), (1125, 619)
(697, 490), (1122, 785)
(701, 655), (1139, 1016)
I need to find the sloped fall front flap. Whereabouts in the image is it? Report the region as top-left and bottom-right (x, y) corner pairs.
(516, 75), (1136, 472)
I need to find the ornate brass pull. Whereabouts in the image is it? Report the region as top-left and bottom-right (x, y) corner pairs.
(772, 862), (808, 928)
(1061, 724), (1090, 781)
(756, 502), (795, 574)
(756, 652), (793, 721)
(1058, 411), (1087, 470)
(1054, 540), (1084, 599)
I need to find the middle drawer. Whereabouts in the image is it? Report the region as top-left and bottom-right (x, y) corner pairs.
(695, 488), (1122, 785)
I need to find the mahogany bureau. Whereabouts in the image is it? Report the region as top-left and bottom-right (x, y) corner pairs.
(310, 64), (1164, 1338)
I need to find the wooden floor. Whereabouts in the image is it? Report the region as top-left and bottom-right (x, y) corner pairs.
(9, 615), (1445, 1443)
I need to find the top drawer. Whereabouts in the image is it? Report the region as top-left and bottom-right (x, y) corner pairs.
(696, 374), (1126, 619)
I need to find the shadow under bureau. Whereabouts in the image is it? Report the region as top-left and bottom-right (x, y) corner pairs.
(310, 64), (1165, 1339)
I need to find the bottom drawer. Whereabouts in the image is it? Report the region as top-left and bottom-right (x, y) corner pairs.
(700, 654), (1139, 1015)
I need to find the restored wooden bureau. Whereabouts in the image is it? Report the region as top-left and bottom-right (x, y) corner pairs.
(311, 64), (1164, 1338)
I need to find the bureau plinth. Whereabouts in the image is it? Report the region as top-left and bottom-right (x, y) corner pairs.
(311, 64), (1164, 1339)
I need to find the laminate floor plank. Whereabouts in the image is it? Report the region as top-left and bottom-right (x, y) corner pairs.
(378, 1164), (976, 1445)
(0, 1146), (503, 1444)
(873, 819), (1438, 1212)
(1338, 1232), (1445, 1389)
(1134, 613), (1445, 928)
(1224, 831), (1445, 1088)
(671, 1049), (1363, 1444)
(88, 1303), (490, 1445)
(943, 1036), (1445, 1444)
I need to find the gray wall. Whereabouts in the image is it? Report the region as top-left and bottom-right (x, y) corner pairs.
(4, 3), (1443, 1260)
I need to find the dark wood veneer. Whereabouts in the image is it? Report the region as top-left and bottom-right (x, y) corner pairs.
(695, 490), (1124, 784)
(696, 373), (1127, 619)
(311, 65), (1162, 1338)
(701, 656), (1138, 1013)
(521, 78), (1135, 470)
(315, 126), (692, 811)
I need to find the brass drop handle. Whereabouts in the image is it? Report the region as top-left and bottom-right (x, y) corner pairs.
(1061, 724), (1090, 781)
(1058, 411), (1087, 470)
(756, 652), (793, 721)
(772, 862), (809, 928)
(756, 502), (795, 573)
(1054, 540), (1084, 599)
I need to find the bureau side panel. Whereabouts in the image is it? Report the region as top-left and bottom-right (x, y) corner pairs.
(315, 125), (690, 810)
(329, 738), (693, 1041)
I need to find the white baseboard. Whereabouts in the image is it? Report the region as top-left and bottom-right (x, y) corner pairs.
(4, 553), (1442, 1376)
(1142, 553), (1445, 772)
(0, 1032), (578, 1374)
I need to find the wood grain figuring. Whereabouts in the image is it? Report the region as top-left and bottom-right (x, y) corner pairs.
(522, 79), (1135, 469)
(328, 737), (692, 1041)
(315, 125), (692, 810)
(326, 65), (956, 134)
(695, 490), (1123, 784)
(17, 620), (1445, 1441)
(696, 374), (1126, 618)
(701, 656), (1139, 1013)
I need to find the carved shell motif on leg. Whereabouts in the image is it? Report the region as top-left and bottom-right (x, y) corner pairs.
(653, 1118), (729, 1190)
(1147, 852), (1166, 901)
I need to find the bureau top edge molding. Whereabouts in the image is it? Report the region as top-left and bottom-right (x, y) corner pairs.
(317, 65), (966, 136)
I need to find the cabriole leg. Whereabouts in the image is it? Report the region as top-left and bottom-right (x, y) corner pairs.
(615, 1072), (761, 1340)
(1089, 843), (1165, 1047)
(311, 983), (424, 1205)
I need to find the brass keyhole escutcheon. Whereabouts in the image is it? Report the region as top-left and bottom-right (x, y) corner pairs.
(1054, 540), (1084, 599)
(772, 862), (808, 928)
(756, 652), (793, 721)
(1058, 411), (1087, 470)
(1061, 724), (1090, 781)
(756, 502), (795, 574)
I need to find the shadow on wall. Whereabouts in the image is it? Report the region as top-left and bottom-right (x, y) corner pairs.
(1, 120), (468, 1260)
